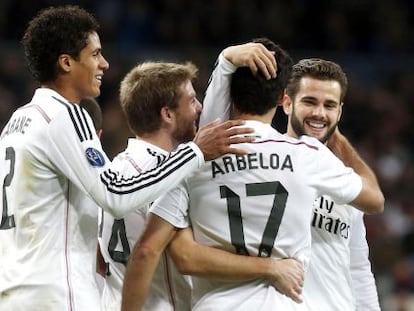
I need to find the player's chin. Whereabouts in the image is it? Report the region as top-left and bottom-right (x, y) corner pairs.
(89, 87), (101, 98)
(304, 127), (326, 141)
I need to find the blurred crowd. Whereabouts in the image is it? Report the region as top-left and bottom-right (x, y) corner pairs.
(0, 0), (413, 309)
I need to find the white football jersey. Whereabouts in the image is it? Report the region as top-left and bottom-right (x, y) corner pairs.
(151, 120), (362, 310)
(99, 139), (192, 311)
(0, 88), (203, 310)
(303, 197), (377, 310)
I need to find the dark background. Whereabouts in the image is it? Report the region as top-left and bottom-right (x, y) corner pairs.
(1, 1), (413, 309)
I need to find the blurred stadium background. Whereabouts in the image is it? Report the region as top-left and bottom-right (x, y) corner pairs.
(0, 1), (413, 309)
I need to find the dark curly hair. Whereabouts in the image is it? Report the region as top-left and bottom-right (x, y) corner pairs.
(21, 5), (99, 83)
(230, 37), (293, 115)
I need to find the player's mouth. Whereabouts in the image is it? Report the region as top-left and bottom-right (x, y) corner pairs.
(304, 119), (327, 134)
(96, 74), (103, 85)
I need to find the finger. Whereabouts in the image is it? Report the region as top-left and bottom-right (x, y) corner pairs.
(255, 54), (276, 80)
(228, 135), (255, 145)
(246, 58), (259, 75)
(266, 56), (277, 79)
(269, 51), (277, 70)
(257, 45), (277, 78)
(286, 287), (303, 304)
(254, 57), (272, 80)
(225, 146), (250, 156)
(225, 127), (254, 137)
(290, 292), (303, 304)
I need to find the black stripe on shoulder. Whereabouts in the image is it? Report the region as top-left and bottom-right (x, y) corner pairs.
(52, 96), (87, 142)
(76, 105), (93, 140)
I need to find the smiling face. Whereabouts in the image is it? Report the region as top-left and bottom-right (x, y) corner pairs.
(69, 31), (109, 102)
(284, 76), (342, 143)
(170, 80), (202, 144)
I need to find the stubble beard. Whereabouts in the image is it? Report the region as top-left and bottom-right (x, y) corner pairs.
(290, 111), (338, 144)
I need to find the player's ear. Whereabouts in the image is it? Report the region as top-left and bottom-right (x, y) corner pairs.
(337, 102), (344, 122)
(96, 129), (103, 139)
(57, 54), (73, 73)
(160, 106), (174, 126)
(281, 93), (292, 116)
(277, 90), (286, 106)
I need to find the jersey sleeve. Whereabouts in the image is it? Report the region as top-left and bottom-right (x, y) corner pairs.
(350, 212), (381, 310)
(199, 52), (237, 126)
(149, 182), (190, 229)
(307, 138), (363, 205)
(46, 103), (204, 219)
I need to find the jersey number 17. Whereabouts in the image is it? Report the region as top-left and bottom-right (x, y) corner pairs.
(220, 181), (287, 258)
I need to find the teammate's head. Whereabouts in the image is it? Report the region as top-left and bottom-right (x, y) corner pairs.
(120, 61), (201, 143)
(22, 5), (109, 103)
(79, 97), (103, 138)
(22, 6), (101, 84)
(230, 37), (293, 116)
(283, 58), (347, 143)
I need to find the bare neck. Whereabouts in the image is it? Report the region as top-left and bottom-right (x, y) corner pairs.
(286, 120), (297, 138)
(137, 129), (177, 152)
(42, 80), (81, 103)
(232, 107), (276, 124)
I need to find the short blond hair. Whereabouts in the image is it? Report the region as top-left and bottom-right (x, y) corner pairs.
(120, 61), (198, 135)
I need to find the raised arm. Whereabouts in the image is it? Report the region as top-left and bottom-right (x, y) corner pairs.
(168, 227), (304, 303)
(327, 129), (384, 214)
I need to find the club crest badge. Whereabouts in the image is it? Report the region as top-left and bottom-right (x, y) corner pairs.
(85, 147), (105, 167)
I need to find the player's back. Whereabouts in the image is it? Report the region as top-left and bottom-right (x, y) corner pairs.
(185, 120), (362, 310)
(0, 89), (101, 310)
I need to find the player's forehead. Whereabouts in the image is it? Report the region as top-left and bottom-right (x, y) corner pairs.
(297, 77), (341, 103)
(82, 31), (102, 54)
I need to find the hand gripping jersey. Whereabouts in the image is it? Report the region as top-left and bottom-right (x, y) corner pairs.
(98, 139), (192, 311)
(0, 88), (203, 311)
(151, 120), (362, 311)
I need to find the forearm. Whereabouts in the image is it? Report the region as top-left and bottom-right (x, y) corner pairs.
(327, 131), (376, 180)
(121, 214), (177, 311)
(168, 229), (272, 281)
(121, 244), (162, 311)
(168, 228), (304, 302)
(199, 52), (234, 126)
(327, 130), (384, 214)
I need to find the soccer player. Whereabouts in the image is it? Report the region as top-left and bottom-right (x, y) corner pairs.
(282, 59), (381, 310)
(121, 38), (384, 311)
(0, 6), (254, 310)
(201, 42), (382, 309)
(98, 61), (199, 311)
